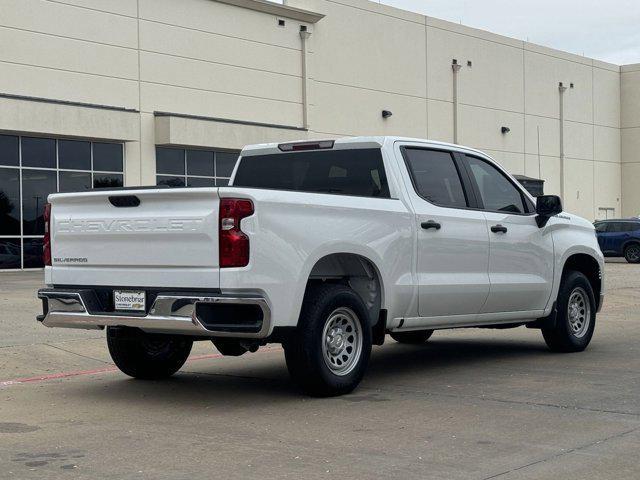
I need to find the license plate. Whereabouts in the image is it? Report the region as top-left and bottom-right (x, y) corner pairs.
(114, 290), (146, 311)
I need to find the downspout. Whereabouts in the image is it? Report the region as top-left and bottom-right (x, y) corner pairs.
(452, 60), (462, 144)
(558, 82), (567, 199)
(300, 28), (311, 130)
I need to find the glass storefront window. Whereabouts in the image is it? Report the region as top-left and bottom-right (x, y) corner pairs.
(0, 135), (19, 167)
(94, 173), (123, 189)
(0, 168), (20, 235)
(22, 169), (57, 236)
(0, 136), (124, 269)
(22, 137), (56, 168)
(0, 238), (21, 269)
(23, 238), (44, 269)
(93, 143), (123, 172)
(156, 147), (237, 188)
(156, 148), (184, 176)
(59, 171), (91, 193)
(59, 140), (91, 170)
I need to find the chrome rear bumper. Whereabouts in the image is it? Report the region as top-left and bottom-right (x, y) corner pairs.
(37, 288), (271, 338)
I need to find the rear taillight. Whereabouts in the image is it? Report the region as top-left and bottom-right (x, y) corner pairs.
(43, 203), (52, 266)
(219, 198), (254, 268)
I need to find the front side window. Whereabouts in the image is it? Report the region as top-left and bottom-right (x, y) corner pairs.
(466, 156), (526, 214)
(594, 222), (608, 233)
(403, 148), (467, 208)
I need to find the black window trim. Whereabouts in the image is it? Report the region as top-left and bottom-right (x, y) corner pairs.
(458, 153), (536, 216)
(400, 146), (480, 211)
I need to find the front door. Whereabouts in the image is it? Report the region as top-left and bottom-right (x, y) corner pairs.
(463, 155), (554, 314)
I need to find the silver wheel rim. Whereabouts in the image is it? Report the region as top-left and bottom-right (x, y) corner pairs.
(627, 245), (640, 262)
(321, 307), (362, 376)
(567, 287), (591, 338)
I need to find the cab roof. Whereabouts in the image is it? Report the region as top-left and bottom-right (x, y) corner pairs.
(240, 136), (489, 158)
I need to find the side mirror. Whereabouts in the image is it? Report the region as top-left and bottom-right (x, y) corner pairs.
(536, 195), (562, 227)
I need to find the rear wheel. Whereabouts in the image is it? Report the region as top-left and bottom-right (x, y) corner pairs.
(624, 243), (640, 263)
(107, 327), (192, 379)
(283, 284), (372, 397)
(390, 330), (434, 344)
(542, 271), (596, 352)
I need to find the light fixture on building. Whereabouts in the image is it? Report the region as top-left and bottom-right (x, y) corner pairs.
(382, 110), (393, 119)
(501, 126), (510, 134)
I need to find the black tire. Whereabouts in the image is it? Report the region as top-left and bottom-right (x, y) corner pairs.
(624, 243), (640, 263)
(390, 330), (434, 344)
(542, 270), (596, 352)
(283, 284), (372, 397)
(107, 327), (193, 379)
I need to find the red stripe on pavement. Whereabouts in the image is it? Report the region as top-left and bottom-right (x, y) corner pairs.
(0, 346), (281, 389)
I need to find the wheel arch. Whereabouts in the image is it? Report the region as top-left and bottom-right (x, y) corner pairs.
(622, 239), (640, 254)
(303, 252), (385, 327)
(561, 253), (602, 311)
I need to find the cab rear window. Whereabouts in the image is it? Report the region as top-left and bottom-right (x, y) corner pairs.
(233, 148), (390, 198)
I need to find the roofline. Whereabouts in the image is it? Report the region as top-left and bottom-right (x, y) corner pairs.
(213, 0), (324, 23)
(240, 136), (495, 158)
(596, 219), (640, 222)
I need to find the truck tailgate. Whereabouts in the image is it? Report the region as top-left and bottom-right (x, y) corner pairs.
(48, 188), (220, 288)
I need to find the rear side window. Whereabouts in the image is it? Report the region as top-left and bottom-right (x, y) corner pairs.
(233, 148), (390, 198)
(403, 148), (467, 208)
(594, 222), (607, 233)
(610, 222), (640, 232)
(624, 222), (640, 232)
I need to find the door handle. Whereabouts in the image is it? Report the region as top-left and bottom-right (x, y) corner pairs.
(491, 224), (508, 234)
(421, 220), (441, 230)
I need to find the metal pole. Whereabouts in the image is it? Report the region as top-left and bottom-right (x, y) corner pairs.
(300, 30), (311, 130)
(452, 61), (462, 144)
(558, 82), (567, 199)
(537, 125), (541, 179)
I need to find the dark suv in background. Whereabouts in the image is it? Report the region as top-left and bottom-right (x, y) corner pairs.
(594, 219), (640, 263)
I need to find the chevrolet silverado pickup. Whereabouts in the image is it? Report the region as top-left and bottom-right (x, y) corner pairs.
(38, 137), (604, 396)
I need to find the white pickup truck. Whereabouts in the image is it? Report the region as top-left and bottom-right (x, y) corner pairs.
(38, 136), (604, 396)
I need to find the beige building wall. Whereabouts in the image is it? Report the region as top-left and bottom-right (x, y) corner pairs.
(0, 0), (636, 220)
(621, 63), (640, 216)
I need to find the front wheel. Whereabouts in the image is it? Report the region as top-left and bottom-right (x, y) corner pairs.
(624, 243), (640, 263)
(283, 284), (372, 397)
(542, 271), (596, 352)
(107, 327), (193, 379)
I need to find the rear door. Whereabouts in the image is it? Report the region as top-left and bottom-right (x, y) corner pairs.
(48, 187), (220, 288)
(594, 222), (608, 252)
(399, 146), (490, 321)
(615, 222), (639, 254)
(461, 154), (554, 314)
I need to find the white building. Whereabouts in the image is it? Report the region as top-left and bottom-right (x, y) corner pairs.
(0, 0), (639, 269)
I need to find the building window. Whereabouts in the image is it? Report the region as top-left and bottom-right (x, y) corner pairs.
(155, 147), (238, 188)
(0, 134), (124, 270)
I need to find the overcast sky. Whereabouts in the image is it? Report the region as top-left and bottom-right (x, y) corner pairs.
(375, 0), (640, 65)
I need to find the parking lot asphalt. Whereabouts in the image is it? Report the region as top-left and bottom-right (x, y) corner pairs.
(1, 261), (639, 479)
